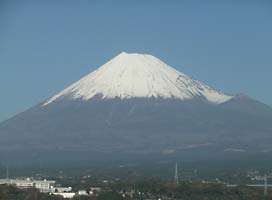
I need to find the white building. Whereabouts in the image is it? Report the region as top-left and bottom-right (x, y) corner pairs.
(33, 179), (56, 193)
(0, 178), (34, 189)
(0, 178), (75, 195)
(52, 192), (75, 199)
(13, 179), (34, 188)
(78, 190), (88, 196)
(52, 186), (72, 193)
(0, 179), (12, 185)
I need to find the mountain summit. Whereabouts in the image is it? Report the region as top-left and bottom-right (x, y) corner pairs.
(43, 52), (232, 106)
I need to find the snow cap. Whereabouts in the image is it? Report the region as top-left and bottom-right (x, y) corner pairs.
(43, 52), (232, 106)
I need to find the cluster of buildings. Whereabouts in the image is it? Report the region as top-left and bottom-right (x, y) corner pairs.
(0, 178), (56, 193)
(0, 178), (101, 199)
(118, 189), (174, 200)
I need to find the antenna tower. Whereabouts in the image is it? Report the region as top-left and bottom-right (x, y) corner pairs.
(174, 162), (179, 185)
(6, 165), (9, 179)
(264, 174), (268, 196)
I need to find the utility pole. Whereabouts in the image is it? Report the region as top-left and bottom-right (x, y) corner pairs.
(174, 162), (179, 185)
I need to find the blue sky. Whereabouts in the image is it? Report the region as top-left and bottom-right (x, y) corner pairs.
(0, 0), (272, 122)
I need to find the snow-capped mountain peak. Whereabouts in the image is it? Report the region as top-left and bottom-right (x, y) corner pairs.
(43, 52), (233, 106)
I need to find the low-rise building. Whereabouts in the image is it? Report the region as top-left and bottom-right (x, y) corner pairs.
(78, 190), (88, 196)
(52, 186), (72, 193)
(0, 178), (56, 193)
(0, 178), (34, 189)
(33, 179), (56, 193)
(13, 178), (34, 188)
(52, 192), (75, 199)
(0, 177), (76, 196)
(0, 179), (12, 185)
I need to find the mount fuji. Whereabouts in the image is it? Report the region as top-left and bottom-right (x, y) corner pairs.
(1, 52), (272, 162)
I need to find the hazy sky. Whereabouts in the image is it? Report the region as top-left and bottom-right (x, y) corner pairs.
(0, 0), (272, 122)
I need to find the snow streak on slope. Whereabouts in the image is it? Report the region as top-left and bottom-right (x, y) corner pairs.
(43, 52), (232, 106)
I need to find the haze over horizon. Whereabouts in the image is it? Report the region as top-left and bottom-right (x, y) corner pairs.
(1, 0), (272, 122)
